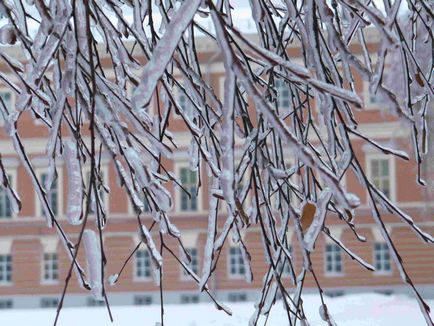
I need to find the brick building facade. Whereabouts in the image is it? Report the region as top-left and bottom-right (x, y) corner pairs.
(0, 31), (433, 309)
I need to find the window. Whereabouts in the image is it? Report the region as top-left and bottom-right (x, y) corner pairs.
(0, 255), (12, 284)
(42, 253), (58, 283)
(0, 174), (12, 219)
(140, 192), (151, 213)
(40, 172), (59, 217)
(135, 250), (151, 280)
(373, 242), (391, 273)
(369, 158), (392, 199)
(364, 81), (385, 108)
(0, 299), (12, 309)
(40, 297), (58, 308)
(275, 79), (291, 109)
(228, 292), (247, 302)
(134, 295), (153, 306)
(128, 190), (151, 216)
(228, 247), (245, 278)
(85, 169), (107, 214)
(325, 291), (344, 298)
(282, 245), (293, 277)
(173, 83), (194, 119)
(367, 91), (385, 106)
(180, 294), (199, 304)
(182, 248), (198, 277)
(324, 244), (343, 275)
(87, 297), (105, 307)
(178, 89), (191, 113)
(179, 167), (198, 212)
(0, 91), (12, 126)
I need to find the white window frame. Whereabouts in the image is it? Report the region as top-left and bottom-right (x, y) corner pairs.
(180, 247), (199, 280)
(87, 296), (105, 307)
(274, 78), (291, 109)
(134, 294), (153, 306)
(366, 154), (396, 203)
(363, 81), (384, 110)
(0, 299), (13, 309)
(134, 249), (152, 282)
(40, 297), (59, 308)
(281, 244), (293, 278)
(217, 154), (251, 215)
(35, 168), (63, 218)
(127, 82), (155, 116)
(174, 162), (202, 214)
(82, 165), (109, 215)
(0, 169), (17, 221)
(41, 252), (59, 284)
(173, 79), (195, 120)
(228, 292), (247, 302)
(281, 229), (295, 278)
(227, 246), (245, 279)
(324, 243), (344, 276)
(0, 254), (12, 286)
(373, 242), (392, 275)
(180, 294), (199, 304)
(127, 188), (152, 217)
(219, 76), (248, 108)
(0, 89), (14, 127)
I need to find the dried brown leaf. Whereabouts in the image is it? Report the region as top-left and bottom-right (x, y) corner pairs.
(300, 201), (317, 232)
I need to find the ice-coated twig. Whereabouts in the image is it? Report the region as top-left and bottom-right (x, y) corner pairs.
(83, 229), (103, 300)
(0, 1), (432, 325)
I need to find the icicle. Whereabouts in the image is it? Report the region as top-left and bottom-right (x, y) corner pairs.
(83, 230), (103, 300)
(64, 141), (83, 225)
(199, 176), (218, 291)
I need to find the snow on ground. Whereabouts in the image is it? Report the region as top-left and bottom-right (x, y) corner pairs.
(1, 293), (432, 325)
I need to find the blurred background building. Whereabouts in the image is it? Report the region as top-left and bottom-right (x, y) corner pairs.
(0, 29), (432, 309)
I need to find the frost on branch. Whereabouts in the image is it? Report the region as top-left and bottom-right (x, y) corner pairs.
(64, 140), (83, 225)
(0, 0), (433, 325)
(83, 230), (103, 301)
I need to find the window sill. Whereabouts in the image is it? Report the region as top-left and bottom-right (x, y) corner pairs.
(133, 277), (153, 283)
(324, 273), (344, 277)
(373, 271), (392, 276)
(41, 280), (60, 285)
(227, 274), (245, 280)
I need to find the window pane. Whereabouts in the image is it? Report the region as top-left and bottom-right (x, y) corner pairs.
(325, 244), (342, 274)
(136, 250), (151, 279)
(372, 160), (379, 177)
(179, 168), (198, 212)
(381, 160), (389, 176)
(41, 173), (59, 216)
(370, 159), (391, 199)
(0, 255), (12, 284)
(229, 247), (244, 277)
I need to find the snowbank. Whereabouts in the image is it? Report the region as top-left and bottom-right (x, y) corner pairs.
(0, 293), (432, 325)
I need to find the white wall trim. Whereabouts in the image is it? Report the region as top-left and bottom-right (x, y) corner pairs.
(40, 237), (58, 253)
(0, 237), (13, 254)
(371, 225), (393, 242)
(324, 225), (345, 243)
